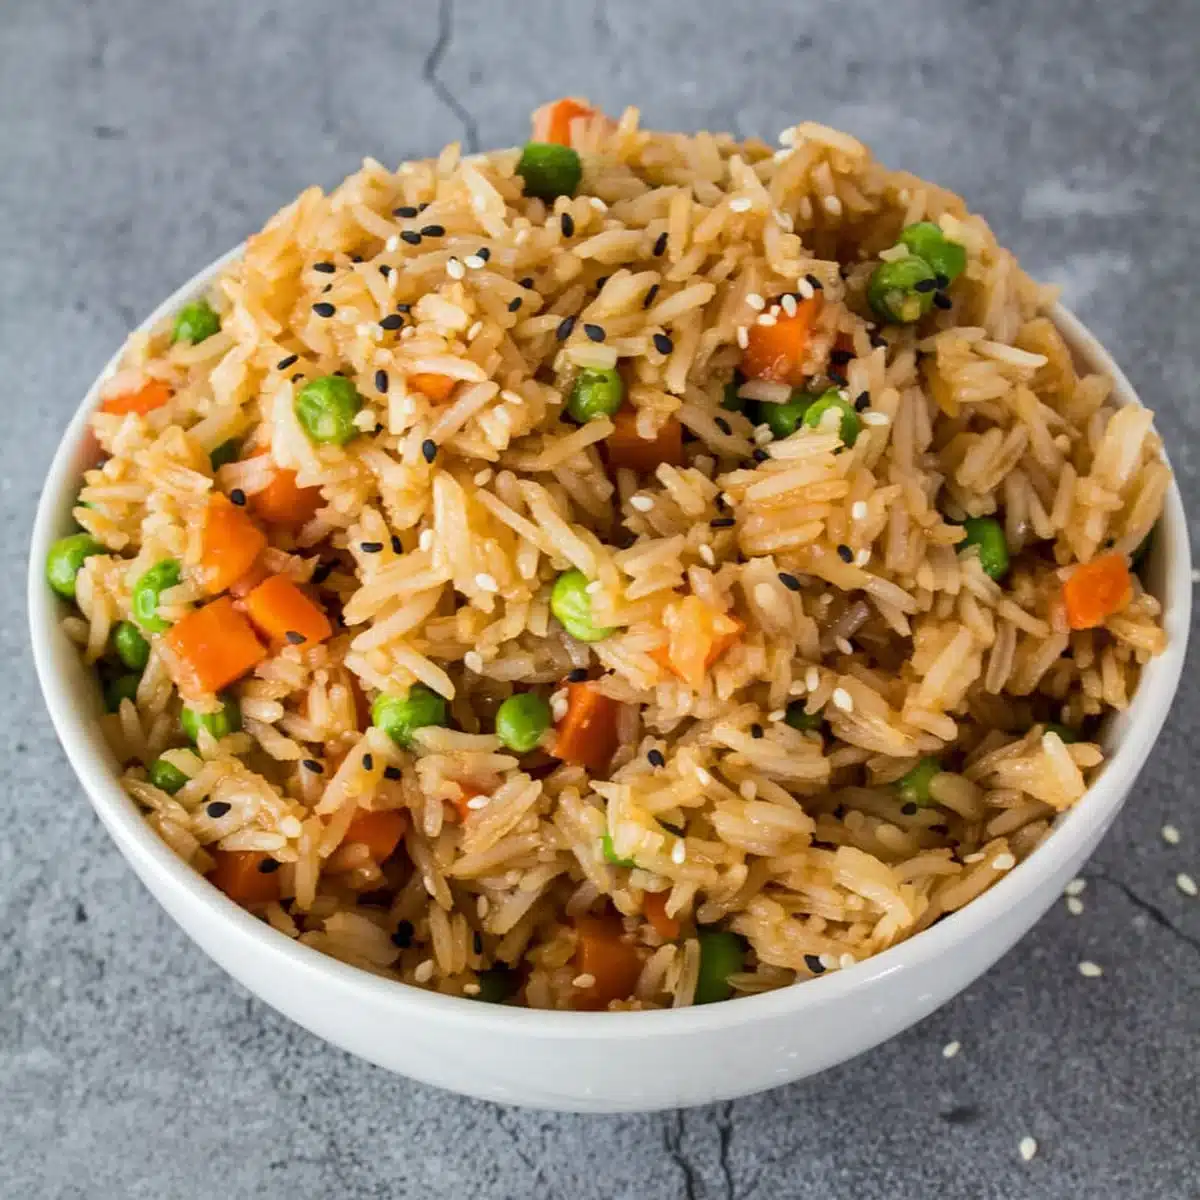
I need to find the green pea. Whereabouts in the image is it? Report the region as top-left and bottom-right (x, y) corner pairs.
(898, 222), (967, 284)
(103, 672), (141, 713)
(867, 256), (938, 323)
(209, 438), (241, 472)
(959, 517), (1009, 580)
(295, 375), (364, 446)
(474, 967), (518, 1004)
(550, 569), (615, 643)
(567, 367), (624, 423)
(372, 684), (448, 749)
(1044, 722), (1079, 744)
(756, 391), (812, 440)
(494, 692), (552, 753)
(601, 833), (636, 868)
(148, 757), (189, 795)
(801, 389), (860, 447)
(895, 757), (941, 807)
(111, 620), (150, 671)
(181, 695), (241, 743)
(516, 142), (582, 201)
(784, 701), (824, 732)
(46, 533), (105, 601)
(131, 559), (181, 633)
(694, 931), (746, 1005)
(172, 297), (222, 345)
(721, 371), (747, 412)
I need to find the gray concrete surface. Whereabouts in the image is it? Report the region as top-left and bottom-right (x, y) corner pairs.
(3, 0), (1198, 1195)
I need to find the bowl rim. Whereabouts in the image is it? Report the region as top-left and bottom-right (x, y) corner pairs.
(28, 245), (1193, 1040)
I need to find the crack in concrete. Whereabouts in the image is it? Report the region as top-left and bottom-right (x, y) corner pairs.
(715, 1100), (736, 1199)
(1084, 868), (1200, 957)
(422, 0), (480, 154)
(662, 1109), (701, 1200)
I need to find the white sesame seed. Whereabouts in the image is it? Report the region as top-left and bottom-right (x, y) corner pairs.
(1065, 878), (1087, 896)
(699, 543), (716, 566)
(1066, 896), (1084, 916)
(589, 196), (607, 212)
(464, 255), (486, 270)
(788, 681), (807, 696)
(942, 1040), (961, 1059)
(854, 549), (871, 567)
(862, 411), (890, 426)
(851, 501), (869, 521)
(756, 312), (777, 327)
(745, 292), (766, 311)
(695, 767), (713, 786)
(466, 320), (483, 341)
(473, 468), (493, 486)
(446, 257), (465, 280)
(671, 840), (687, 864)
(1078, 960), (1104, 978)
(831, 687), (854, 713)
(462, 983), (481, 996)
(795, 277), (815, 300)
(822, 194), (843, 216)
(629, 494), (654, 512)
(572, 973), (596, 989)
(418, 529), (433, 553)
(729, 196), (752, 213)
(463, 650), (483, 673)
(736, 326), (750, 350)
(767, 709), (786, 722)
(992, 852), (1017, 871)
(1177, 873), (1198, 897)
(838, 953), (856, 970)
(780, 293), (798, 318)
(778, 128), (796, 146)
(466, 794), (490, 810)
(585, 580), (603, 595)
(474, 572), (498, 593)
(386, 235), (400, 252)
(400, 325), (416, 340)
(1162, 824), (1181, 845)
(805, 666), (820, 691)
(414, 959), (435, 983)
(753, 425), (774, 446)
(550, 690), (569, 722)
(280, 816), (303, 838)
(835, 636), (854, 655)
(1019, 1137), (1038, 1163)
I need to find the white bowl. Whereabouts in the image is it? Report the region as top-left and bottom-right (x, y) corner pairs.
(29, 249), (1192, 1113)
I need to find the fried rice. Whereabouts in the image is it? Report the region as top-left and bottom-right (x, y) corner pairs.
(55, 101), (1169, 1010)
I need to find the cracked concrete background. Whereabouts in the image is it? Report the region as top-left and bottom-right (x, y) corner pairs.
(3, 0), (1198, 1195)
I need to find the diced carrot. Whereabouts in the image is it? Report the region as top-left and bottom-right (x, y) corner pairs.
(1063, 553), (1133, 630)
(606, 408), (684, 474)
(101, 379), (172, 416)
(408, 373), (458, 403)
(654, 595), (743, 689)
(341, 809), (408, 863)
(199, 493), (268, 595)
(573, 914), (643, 1010)
(163, 596), (267, 696)
(209, 850), (280, 905)
(247, 452), (322, 529)
(553, 683), (620, 773)
(643, 891), (681, 941)
(532, 97), (595, 146)
(229, 558), (271, 599)
(741, 294), (823, 384)
(243, 573), (332, 649)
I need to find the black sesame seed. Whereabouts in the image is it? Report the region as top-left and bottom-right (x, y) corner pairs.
(913, 277), (937, 294)
(422, 439), (437, 463)
(642, 282), (660, 309)
(313, 261), (336, 274)
(647, 748), (666, 768)
(378, 264), (392, 278)
(375, 369), (389, 393)
(653, 231), (668, 257)
(752, 448), (769, 463)
(395, 303), (412, 313)
(321, 282), (333, 294)
(258, 858), (281, 874)
(869, 332), (889, 349)
(206, 801), (231, 818)
(472, 931), (484, 954)
(360, 541), (384, 553)
(804, 954), (826, 975)
(805, 273), (824, 290)
(476, 247), (491, 262)
(567, 667), (589, 683)
(652, 332), (674, 355)
(291, 373), (304, 383)
(830, 349), (854, 366)
(713, 419), (733, 437)
(302, 758), (324, 774)
(555, 315), (577, 341)
(379, 313), (404, 331)
(277, 354), (299, 370)
(417, 202), (430, 212)
(420, 224), (445, 238)
(933, 292), (953, 311)
(827, 371), (848, 387)
(901, 802), (918, 815)
(311, 561), (334, 585)
(854, 391), (870, 411)
(312, 302), (336, 318)
(750, 723), (764, 739)
(710, 516), (736, 528)
(351, 254), (364, 263)
(393, 205), (419, 218)
(285, 630), (306, 645)
(778, 572), (801, 592)
(229, 488), (247, 507)
(362, 753), (374, 771)
(400, 230), (422, 246)
(391, 534), (403, 555)
(837, 544), (853, 563)
(507, 296), (522, 312)
(391, 920), (415, 948)
(519, 276), (534, 289)
(384, 765), (402, 781)
(934, 273), (950, 289)
(584, 323), (606, 343)
(560, 212), (575, 237)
